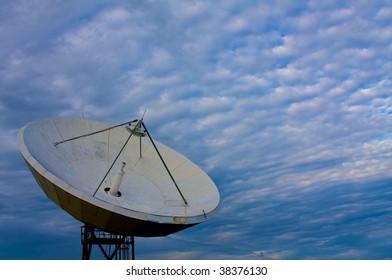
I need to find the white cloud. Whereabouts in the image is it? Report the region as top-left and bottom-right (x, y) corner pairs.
(376, 6), (392, 20)
(0, 129), (19, 153)
(1, 0), (392, 260)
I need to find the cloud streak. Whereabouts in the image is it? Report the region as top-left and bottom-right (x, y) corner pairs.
(1, 0), (392, 259)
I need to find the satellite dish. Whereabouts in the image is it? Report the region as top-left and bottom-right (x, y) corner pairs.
(18, 116), (220, 239)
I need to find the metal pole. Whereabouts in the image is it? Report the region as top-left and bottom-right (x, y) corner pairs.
(92, 119), (142, 197)
(81, 225), (93, 260)
(139, 137), (142, 158)
(141, 122), (188, 206)
(131, 236), (135, 260)
(54, 119), (138, 146)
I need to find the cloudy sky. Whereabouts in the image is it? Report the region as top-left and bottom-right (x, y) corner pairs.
(1, 0), (392, 260)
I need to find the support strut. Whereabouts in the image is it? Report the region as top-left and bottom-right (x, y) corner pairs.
(142, 122), (188, 206)
(81, 225), (135, 260)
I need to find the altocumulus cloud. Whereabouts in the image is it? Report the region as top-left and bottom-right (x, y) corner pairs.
(0, 0), (391, 259)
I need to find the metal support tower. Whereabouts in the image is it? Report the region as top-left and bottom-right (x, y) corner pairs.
(81, 225), (135, 260)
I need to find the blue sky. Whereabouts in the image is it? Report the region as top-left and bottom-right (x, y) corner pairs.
(1, 0), (392, 259)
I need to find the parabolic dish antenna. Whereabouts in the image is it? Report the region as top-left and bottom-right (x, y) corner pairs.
(18, 116), (220, 239)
